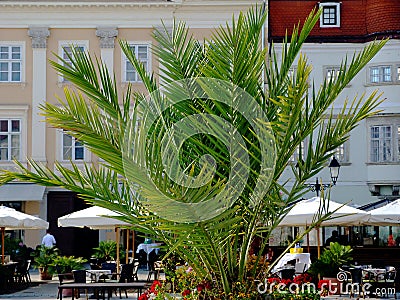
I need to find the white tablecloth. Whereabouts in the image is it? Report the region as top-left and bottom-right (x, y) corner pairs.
(273, 253), (311, 272)
(136, 243), (161, 255)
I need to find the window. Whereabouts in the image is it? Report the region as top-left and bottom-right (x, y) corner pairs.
(0, 45), (22, 82)
(370, 125), (392, 162)
(319, 2), (341, 28)
(59, 41), (88, 82)
(287, 67), (297, 80)
(369, 66), (392, 83)
(289, 140), (305, 163)
(62, 132), (84, 161)
(398, 126), (400, 161)
(325, 66), (341, 82)
(397, 66), (400, 81)
(123, 43), (150, 82)
(368, 117), (400, 164)
(334, 141), (349, 163)
(0, 119), (21, 161)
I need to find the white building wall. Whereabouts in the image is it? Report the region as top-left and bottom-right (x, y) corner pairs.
(277, 40), (400, 207)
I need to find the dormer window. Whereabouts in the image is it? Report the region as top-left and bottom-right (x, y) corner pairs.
(319, 2), (341, 28)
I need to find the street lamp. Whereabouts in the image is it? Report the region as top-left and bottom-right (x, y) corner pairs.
(300, 156), (341, 197)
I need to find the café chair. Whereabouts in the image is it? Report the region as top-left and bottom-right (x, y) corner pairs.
(13, 260), (31, 283)
(385, 266), (396, 295)
(101, 262), (117, 280)
(72, 269), (87, 299)
(147, 261), (164, 282)
(338, 266), (363, 298)
(56, 266), (74, 299)
(108, 263), (136, 299)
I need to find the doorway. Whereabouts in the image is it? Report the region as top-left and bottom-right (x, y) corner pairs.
(47, 191), (98, 258)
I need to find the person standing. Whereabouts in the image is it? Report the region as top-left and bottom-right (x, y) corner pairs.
(42, 230), (56, 247)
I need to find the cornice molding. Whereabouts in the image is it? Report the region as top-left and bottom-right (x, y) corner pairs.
(0, 1), (257, 28)
(0, 1), (177, 8)
(0, 0), (257, 8)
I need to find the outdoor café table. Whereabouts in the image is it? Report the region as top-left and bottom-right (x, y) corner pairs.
(272, 253), (311, 273)
(136, 243), (161, 255)
(362, 268), (387, 282)
(86, 269), (112, 282)
(0, 262), (18, 291)
(58, 281), (148, 300)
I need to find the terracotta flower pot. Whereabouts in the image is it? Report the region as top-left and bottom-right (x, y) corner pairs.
(39, 267), (53, 280)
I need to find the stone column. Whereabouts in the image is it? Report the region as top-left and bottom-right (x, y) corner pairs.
(28, 27), (50, 162)
(96, 27), (118, 72)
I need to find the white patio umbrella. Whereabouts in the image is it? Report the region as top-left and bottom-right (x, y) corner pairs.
(279, 197), (369, 257)
(58, 206), (130, 229)
(58, 206), (131, 273)
(366, 199), (400, 225)
(0, 205), (49, 264)
(279, 197), (369, 227)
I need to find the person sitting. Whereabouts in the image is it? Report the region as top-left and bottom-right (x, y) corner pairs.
(325, 230), (340, 246)
(387, 234), (396, 247)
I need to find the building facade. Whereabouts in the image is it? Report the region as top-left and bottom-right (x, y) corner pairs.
(0, 0), (263, 255)
(269, 0), (400, 247)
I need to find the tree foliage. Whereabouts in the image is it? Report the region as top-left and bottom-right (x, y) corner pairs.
(0, 7), (386, 296)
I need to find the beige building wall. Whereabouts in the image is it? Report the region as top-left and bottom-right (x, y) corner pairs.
(0, 0), (264, 249)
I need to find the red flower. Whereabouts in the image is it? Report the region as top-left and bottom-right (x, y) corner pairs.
(293, 273), (313, 285)
(280, 278), (292, 286)
(182, 289), (191, 296)
(318, 279), (331, 290)
(138, 292), (149, 300)
(268, 277), (281, 284)
(150, 280), (162, 293)
(204, 281), (212, 290)
(197, 284), (204, 292)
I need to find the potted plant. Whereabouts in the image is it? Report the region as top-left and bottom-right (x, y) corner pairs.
(32, 245), (59, 280)
(92, 240), (125, 263)
(50, 255), (87, 275)
(49, 255), (87, 297)
(308, 242), (353, 294)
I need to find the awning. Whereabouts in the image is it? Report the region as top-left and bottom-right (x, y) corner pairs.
(0, 184), (45, 201)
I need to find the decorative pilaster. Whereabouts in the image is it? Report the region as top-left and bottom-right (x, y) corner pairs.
(96, 27), (118, 48)
(28, 27), (49, 162)
(28, 27), (50, 48)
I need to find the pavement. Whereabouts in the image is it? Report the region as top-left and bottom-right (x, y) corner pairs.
(0, 268), (152, 300)
(0, 269), (396, 300)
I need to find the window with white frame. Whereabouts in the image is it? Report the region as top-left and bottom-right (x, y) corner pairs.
(334, 141), (349, 163)
(398, 125), (400, 162)
(397, 66), (400, 81)
(369, 65), (392, 84)
(59, 42), (88, 82)
(62, 132), (84, 161)
(319, 2), (341, 28)
(289, 140), (305, 163)
(370, 125), (392, 162)
(287, 67), (297, 80)
(0, 45), (22, 82)
(325, 66), (341, 82)
(123, 43), (150, 82)
(0, 119), (21, 160)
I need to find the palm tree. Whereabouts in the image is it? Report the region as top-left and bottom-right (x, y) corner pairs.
(0, 7), (385, 297)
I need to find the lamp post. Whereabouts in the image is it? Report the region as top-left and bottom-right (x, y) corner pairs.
(302, 156), (341, 197)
